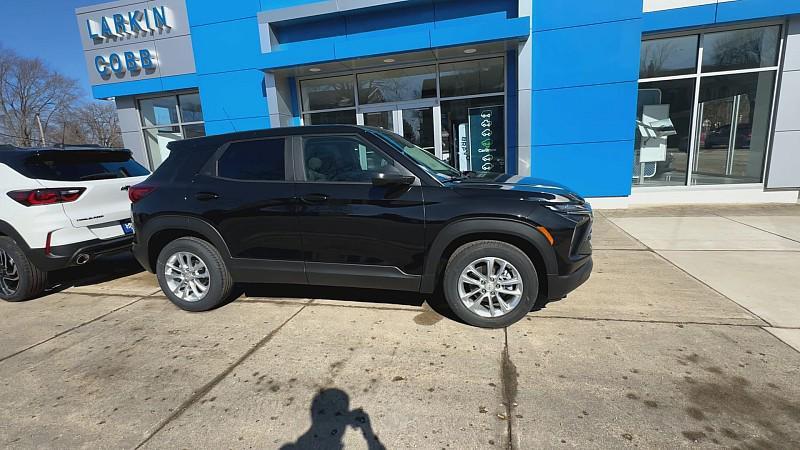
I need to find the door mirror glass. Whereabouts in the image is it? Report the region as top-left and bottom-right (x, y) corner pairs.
(372, 173), (415, 187)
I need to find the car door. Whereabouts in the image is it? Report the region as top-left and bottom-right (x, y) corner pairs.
(192, 136), (305, 284)
(293, 133), (426, 291)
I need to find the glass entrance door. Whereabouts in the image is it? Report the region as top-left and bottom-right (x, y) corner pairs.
(358, 101), (441, 158)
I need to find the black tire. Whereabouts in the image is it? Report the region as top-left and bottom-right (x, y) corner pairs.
(156, 237), (234, 312)
(443, 240), (539, 328)
(0, 236), (47, 302)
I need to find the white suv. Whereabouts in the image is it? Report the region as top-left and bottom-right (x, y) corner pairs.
(0, 145), (149, 301)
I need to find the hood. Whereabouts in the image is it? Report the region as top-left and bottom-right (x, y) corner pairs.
(446, 174), (585, 203)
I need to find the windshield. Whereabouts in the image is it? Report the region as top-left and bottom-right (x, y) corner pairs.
(372, 130), (462, 181)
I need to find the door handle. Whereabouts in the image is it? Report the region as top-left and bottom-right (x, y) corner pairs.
(300, 194), (329, 204)
(195, 192), (220, 201)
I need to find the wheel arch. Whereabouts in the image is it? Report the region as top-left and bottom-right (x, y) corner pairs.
(142, 216), (232, 272)
(421, 219), (557, 295)
(0, 219), (31, 251)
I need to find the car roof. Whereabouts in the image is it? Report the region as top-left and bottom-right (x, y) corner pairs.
(0, 145), (132, 163)
(167, 125), (385, 151)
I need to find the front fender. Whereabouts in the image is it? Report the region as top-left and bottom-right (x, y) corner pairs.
(420, 218), (557, 293)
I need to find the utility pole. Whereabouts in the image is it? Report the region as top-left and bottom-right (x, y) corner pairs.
(35, 113), (46, 147)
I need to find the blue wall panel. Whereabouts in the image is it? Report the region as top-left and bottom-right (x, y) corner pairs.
(191, 17), (264, 73)
(186, 0), (261, 26)
(531, 82), (639, 147)
(530, 1), (641, 197)
(197, 70), (269, 123)
(532, 0), (641, 31)
(205, 116), (271, 135)
(533, 19), (640, 90)
(531, 141), (635, 197)
(717, 0), (800, 22)
(642, 4), (717, 32)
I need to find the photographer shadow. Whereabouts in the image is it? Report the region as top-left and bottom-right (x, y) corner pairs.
(281, 388), (385, 450)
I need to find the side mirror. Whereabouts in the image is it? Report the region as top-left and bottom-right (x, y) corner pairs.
(372, 173), (415, 187)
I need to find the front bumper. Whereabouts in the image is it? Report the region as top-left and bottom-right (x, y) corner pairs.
(546, 257), (593, 300)
(27, 235), (134, 272)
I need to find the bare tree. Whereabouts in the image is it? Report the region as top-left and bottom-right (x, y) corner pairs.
(77, 101), (122, 148)
(0, 47), (80, 147)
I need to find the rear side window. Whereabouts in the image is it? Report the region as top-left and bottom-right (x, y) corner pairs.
(24, 151), (149, 181)
(217, 138), (286, 181)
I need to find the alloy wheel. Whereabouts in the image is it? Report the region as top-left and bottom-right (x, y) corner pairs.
(457, 257), (523, 318)
(164, 251), (211, 302)
(0, 248), (20, 296)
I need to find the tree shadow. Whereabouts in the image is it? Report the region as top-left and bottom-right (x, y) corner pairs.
(280, 388), (386, 450)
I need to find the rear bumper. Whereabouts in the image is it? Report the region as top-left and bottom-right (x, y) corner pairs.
(131, 242), (153, 273)
(27, 235), (134, 271)
(547, 257), (593, 300)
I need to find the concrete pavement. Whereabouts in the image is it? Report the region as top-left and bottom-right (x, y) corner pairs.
(1, 205), (799, 448)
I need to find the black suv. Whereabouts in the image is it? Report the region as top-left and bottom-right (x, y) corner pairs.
(130, 125), (592, 328)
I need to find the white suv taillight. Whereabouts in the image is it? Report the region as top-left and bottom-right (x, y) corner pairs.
(7, 188), (86, 206)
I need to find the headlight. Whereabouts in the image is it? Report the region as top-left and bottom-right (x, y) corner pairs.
(544, 202), (592, 215)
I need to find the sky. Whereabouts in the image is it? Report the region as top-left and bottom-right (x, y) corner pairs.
(0, 0), (102, 99)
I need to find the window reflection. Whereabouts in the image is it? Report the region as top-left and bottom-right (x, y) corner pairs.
(303, 110), (357, 125)
(702, 26), (780, 73)
(439, 58), (504, 98)
(357, 66), (436, 104)
(640, 35), (699, 78)
(693, 72), (775, 185)
(635, 80), (694, 186)
(300, 76), (356, 111)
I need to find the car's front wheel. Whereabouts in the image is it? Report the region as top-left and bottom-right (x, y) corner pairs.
(0, 237), (47, 302)
(156, 237), (234, 312)
(443, 240), (539, 328)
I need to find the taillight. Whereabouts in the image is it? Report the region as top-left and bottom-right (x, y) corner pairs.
(7, 188), (86, 206)
(128, 184), (156, 203)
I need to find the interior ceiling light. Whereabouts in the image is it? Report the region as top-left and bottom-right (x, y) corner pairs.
(383, 58), (396, 63)
(463, 48), (477, 54)
(309, 67), (321, 72)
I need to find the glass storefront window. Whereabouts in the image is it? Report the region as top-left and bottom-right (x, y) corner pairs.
(702, 26), (781, 73)
(439, 58), (504, 98)
(640, 35), (699, 78)
(139, 92), (205, 169)
(635, 25), (781, 188)
(441, 97), (505, 173)
(178, 93), (204, 123)
(143, 126), (182, 168)
(693, 72), (775, 185)
(357, 65), (436, 104)
(300, 75), (356, 111)
(303, 110), (357, 125)
(634, 80), (695, 186)
(183, 123), (206, 139)
(140, 96), (179, 127)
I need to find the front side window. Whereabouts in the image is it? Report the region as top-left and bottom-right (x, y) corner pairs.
(217, 139), (286, 181)
(376, 131), (462, 181)
(302, 136), (400, 183)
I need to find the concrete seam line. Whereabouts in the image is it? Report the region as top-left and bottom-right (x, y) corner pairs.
(528, 315), (766, 328)
(715, 213), (800, 245)
(134, 302), (311, 449)
(592, 216), (771, 326)
(0, 296), (144, 365)
(650, 250), (773, 327)
(501, 328), (518, 450)
(760, 327), (800, 355)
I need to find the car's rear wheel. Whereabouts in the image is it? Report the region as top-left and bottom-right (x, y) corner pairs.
(0, 237), (47, 302)
(443, 240), (538, 328)
(156, 237), (233, 312)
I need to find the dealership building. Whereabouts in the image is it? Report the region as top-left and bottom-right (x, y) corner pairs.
(76, 0), (800, 206)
